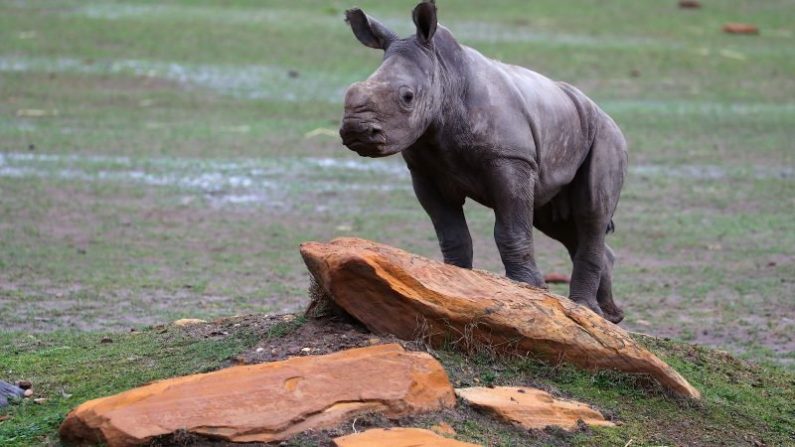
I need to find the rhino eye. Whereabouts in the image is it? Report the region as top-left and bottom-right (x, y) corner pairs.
(399, 87), (415, 105)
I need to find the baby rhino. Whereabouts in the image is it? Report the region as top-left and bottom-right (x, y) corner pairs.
(339, 2), (628, 323)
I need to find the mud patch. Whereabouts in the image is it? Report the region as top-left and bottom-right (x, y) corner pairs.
(0, 152), (409, 211)
(0, 55), (351, 103)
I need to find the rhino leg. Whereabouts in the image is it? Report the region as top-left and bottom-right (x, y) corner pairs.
(487, 160), (546, 288)
(535, 129), (626, 322)
(597, 245), (624, 323)
(563, 122), (627, 321)
(410, 169), (473, 268)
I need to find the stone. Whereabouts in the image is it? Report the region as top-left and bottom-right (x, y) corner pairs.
(456, 386), (614, 430)
(543, 272), (570, 284)
(333, 428), (480, 447)
(678, 0), (701, 9)
(59, 344), (455, 446)
(723, 23), (759, 35)
(0, 380), (24, 407)
(300, 237), (700, 399)
(171, 318), (207, 327)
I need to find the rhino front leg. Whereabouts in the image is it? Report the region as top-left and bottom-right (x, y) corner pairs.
(488, 161), (545, 288)
(410, 170), (473, 268)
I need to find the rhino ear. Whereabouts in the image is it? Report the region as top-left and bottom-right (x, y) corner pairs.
(345, 8), (397, 50)
(412, 1), (437, 45)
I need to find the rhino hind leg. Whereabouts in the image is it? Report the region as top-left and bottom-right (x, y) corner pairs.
(565, 122), (627, 323)
(535, 208), (623, 323)
(535, 126), (627, 323)
(597, 245), (624, 323)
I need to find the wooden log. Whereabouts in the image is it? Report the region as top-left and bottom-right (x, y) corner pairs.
(300, 237), (700, 399)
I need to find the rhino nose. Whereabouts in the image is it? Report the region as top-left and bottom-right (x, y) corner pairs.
(339, 120), (383, 144)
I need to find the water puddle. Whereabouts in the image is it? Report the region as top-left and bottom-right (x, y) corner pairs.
(0, 56), (352, 103)
(632, 164), (793, 180)
(0, 152), (410, 210)
(1, 152), (789, 212)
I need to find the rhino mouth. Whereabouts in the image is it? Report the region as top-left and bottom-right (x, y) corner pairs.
(346, 141), (386, 157)
(339, 118), (392, 157)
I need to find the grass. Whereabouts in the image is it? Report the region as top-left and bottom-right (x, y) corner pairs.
(0, 0), (793, 445)
(3, 318), (793, 446)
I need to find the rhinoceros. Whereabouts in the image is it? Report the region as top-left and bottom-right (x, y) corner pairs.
(339, 1), (628, 323)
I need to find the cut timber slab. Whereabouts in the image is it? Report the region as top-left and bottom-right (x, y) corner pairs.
(59, 344), (455, 446)
(333, 427), (481, 447)
(456, 386), (614, 430)
(300, 237), (700, 399)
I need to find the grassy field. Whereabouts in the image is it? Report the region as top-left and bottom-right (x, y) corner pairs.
(1, 0), (793, 445)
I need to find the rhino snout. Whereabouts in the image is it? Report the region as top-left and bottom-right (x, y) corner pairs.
(339, 118), (387, 155)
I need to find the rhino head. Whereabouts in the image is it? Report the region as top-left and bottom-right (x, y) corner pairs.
(339, 2), (442, 158)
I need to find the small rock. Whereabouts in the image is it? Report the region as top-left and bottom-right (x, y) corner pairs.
(456, 386), (615, 430)
(24, 389), (33, 398)
(333, 427), (478, 447)
(33, 398), (47, 404)
(678, 0), (701, 9)
(543, 273), (570, 284)
(282, 314), (296, 323)
(368, 337), (382, 345)
(172, 318), (208, 327)
(255, 347), (265, 353)
(100, 337), (113, 344)
(723, 23), (759, 35)
(287, 69), (300, 78)
(301, 347), (311, 353)
(1, 380), (25, 407)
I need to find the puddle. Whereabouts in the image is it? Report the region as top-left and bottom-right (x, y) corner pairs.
(602, 100), (795, 116)
(0, 56), (353, 103)
(2, 152), (790, 212)
(631, 164), (793, 180)
(0, 152), (410, 210)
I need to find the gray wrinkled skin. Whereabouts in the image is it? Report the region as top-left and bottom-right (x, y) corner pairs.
(339, 2), (628, 323)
